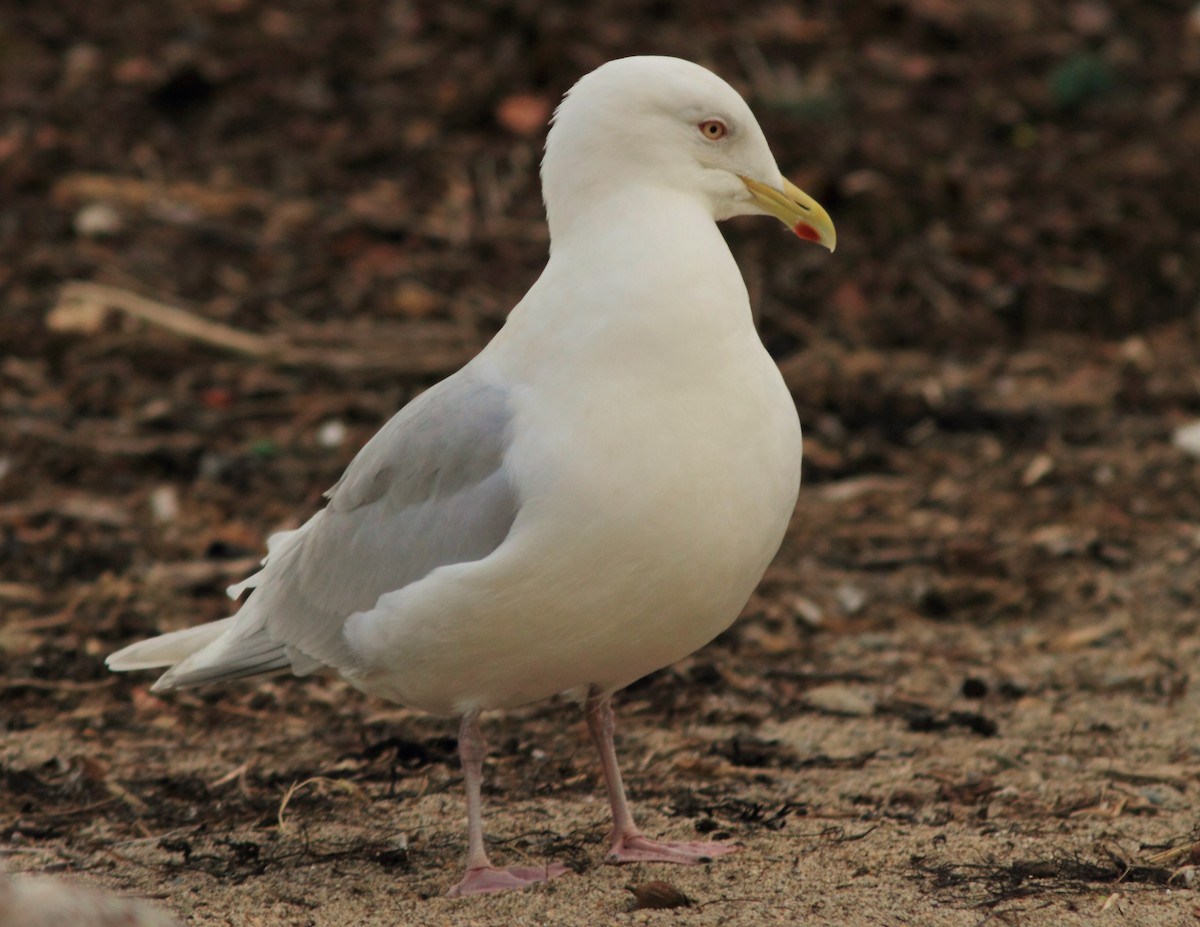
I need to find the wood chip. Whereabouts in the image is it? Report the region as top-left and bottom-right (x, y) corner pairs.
(804, 683), (878, 716)
(1042, 615), (1128, 652)
(626, 881), (691, 910)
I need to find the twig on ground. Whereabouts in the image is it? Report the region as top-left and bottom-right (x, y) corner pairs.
(56, 281), (283, 359)
(0, 677), (116, 692)
(277, 777), (365, 831)
(53, 281), (475, 376)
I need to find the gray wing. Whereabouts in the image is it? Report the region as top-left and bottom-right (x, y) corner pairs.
(153, 371), (518, 689)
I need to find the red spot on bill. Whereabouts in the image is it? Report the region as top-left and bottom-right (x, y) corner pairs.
(793, 222), (822, 242)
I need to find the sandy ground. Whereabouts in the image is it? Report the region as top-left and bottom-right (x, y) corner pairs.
(7, 434), (1200, 925)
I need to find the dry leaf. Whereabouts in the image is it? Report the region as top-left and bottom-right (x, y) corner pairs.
(626, 880), (691, 910)
(496, 93), (551, 136)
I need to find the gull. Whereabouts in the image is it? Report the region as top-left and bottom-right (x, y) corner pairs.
(108, 55), (835, 897)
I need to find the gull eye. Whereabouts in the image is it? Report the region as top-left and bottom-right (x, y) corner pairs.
(698, 119), (728, 141)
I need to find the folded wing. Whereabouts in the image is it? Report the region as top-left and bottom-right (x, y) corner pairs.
(107, 372), (518, 690)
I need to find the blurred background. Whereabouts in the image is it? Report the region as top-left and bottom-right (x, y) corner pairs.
(3, 1), (1200, 918)
(4, 0), (1199, 639)
(4, 0), (1198, 568)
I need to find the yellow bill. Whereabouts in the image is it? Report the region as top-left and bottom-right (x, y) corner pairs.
(740, 176), (836, 252)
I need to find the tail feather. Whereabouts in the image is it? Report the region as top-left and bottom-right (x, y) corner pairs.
(108, 524), (324, 692)
(150, 630), (291, 691)
(107, 616), (296, 692)
(106, 618), (237, 671)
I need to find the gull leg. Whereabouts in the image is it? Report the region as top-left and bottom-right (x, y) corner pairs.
(447, 711), (569, 897)
(585, 687), (737, 865)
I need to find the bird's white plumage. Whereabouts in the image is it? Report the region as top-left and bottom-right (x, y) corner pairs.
(110, 53), (805, 717)
(107, 54), (834, 897)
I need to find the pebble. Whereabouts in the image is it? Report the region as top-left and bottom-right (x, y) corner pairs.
(150, 484), (180, 523)
(835, 582), (868, 615)
(317, 419), (348, 447)
(790, 593), (824, 627)
(1172, 421), (1200, 457)
(74, 202), (123, 238)
(804, 683), (877, 716)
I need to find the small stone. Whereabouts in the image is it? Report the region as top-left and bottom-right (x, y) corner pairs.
(1137, 785), (1184, 809)
(317, 419), (348, 448)
(74, 202), (123, 238)
(835, 583), (868, 615)
(150, 485), (180, 524)
(790, 594), (824, 627)
(1021, 452), (1054, 486)
(1172, 421), (1200, 457)
(804, 683), (877, 716)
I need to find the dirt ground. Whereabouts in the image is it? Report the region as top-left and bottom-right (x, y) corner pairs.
(3, 1), (1200, 925)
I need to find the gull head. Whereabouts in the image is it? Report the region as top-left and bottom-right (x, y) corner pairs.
(541, 56), (835, 251)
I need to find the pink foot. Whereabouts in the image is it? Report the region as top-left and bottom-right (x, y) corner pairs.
(605, 833), (738, 865)
(447, 863), (570, 897)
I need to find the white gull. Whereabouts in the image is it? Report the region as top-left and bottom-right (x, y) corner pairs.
(108, 55), (835, 896)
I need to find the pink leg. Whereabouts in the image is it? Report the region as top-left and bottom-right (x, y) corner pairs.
(446, 711), (570, 897)
(584, 688), (737, 865)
